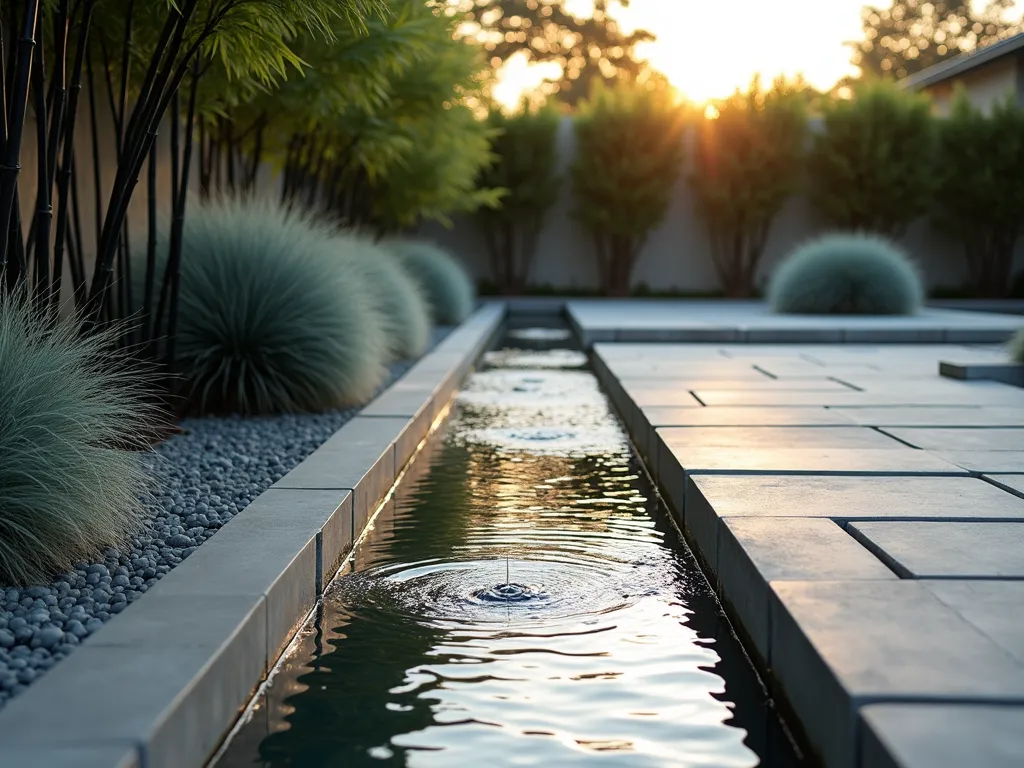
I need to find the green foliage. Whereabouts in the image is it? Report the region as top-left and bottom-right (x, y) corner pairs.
(807, 80), (935, 237)
(934, 91), (1024, 297)
(571, 80), (686, 296)
(477, 100), (563, 293)
(768, 233), (923, 315)
(334, 233), (432, 360)
(222, 0), (498, 231)
(171, 197), (389, 415)
(1009, 329), (1024, 364)
(689, 76), (809, 297)
(0, 291), (155, 584)
(455, 0), (654, 105)
(388, 240), (476, 325)
(851, 1), (1019, 81)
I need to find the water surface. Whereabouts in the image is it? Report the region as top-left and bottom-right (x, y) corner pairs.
(216, 334), (802, 767)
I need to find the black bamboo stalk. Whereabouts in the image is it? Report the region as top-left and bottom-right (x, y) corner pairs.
(163, 60), (199, 373)
(170, 89), (179, 209)
(69, 154), (87, 302)
(45, 0), (68, 203)
(0, 0), (40, 274)
(85, 50), (102, 253)
(30, 12), (50, 304)
(141, 138), (156, 344)
(117, 0), (134, 153)
(53, 0), (95, 312)
(154, 86), (180, 350)
(86, 0), (199, 321)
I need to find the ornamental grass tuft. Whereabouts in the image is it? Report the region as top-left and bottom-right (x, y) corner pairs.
(335, 233), (432, 360)
(1009, 329), (1024, 364)
(768, 233), (924, 315)
(388, 240), (476, 324)
(171, 197), (389, 415)
(0, 291), (156, 584)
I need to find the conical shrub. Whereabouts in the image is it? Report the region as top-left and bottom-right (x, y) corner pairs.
(387, 240), (475, 325)
(768, 234), (923, 315)
(0, 292), (156, 584)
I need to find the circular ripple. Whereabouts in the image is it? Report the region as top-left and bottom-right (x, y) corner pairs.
(482, 349), (588, 370)
(456, 425), (626, 455)
(330, 558), (656, 628)
(507, 328), (572, 341)
(473, 583), (547, 603)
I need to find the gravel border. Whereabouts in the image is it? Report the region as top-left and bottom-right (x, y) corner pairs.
(0, 330), (451, 710)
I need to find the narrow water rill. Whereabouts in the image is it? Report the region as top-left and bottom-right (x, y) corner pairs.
(215, 322), (803, 767)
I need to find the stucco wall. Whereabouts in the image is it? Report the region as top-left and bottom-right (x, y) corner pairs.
(924, 54), (1020, 116)
(420, 116), (1017, 294)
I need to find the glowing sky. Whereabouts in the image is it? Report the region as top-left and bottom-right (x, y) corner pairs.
(490, 0), (1008, 106)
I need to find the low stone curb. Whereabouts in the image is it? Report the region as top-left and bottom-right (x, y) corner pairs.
(0, 302), (505, 768)
(567, 300), (1022, 347)
(939, 360), (1024, 387)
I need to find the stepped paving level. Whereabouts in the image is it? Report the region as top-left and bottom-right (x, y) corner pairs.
(591, 340), (1024, 768)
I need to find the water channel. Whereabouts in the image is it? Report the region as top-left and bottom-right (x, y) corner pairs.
(215, 322), (803, 767)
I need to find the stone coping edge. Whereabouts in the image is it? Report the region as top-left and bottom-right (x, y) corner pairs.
(0, 302), (506, 768)
(939, 360), (1024, 387)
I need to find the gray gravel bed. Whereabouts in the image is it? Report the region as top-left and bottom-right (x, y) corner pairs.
(0, 328), (451, 709)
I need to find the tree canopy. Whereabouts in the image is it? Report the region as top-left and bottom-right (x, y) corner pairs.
(455, 0), (652, 103)
(851, 0), (1021, 80)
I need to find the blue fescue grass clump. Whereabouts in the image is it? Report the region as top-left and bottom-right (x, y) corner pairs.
(387, 240), (476, 324)
(0, 292), (155, 584)
(335, 233), (432, 360)
(768, 234), (924, 315)
(1009, 329), (1024, 364)
(172, 198), (389, 415)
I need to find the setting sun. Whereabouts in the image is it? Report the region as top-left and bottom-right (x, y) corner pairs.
(493, 0), (882, 106)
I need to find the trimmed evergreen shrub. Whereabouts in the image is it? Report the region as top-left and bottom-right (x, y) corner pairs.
(808, 80), (935, 238)
(768, 234), (923, 315)
(335, 233), (432, 360)
(571, 80), (687, 296)
(0, 291), (155, 584)
(171, 198), (389, 415)
(689, 76), (809, 297)
(476, 100), (563, 294)
(1009, 330), (1024, 364)
(934, 91), (1024, 298)
(388, 240), (476, 324)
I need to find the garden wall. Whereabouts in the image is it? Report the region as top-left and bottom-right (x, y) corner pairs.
(420, 116), (1024, 295)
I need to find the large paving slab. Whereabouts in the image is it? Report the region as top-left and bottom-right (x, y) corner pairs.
(879, 427), (1024, 451)
(861, 704), (1024, 768)
(692, 385), (1024, 407)
(656, 444), (964, 521)
(922, 580), (1024, 665)
(771, 580), (1024, 768)
(986, 474), (1024, 498)
(716, 518), (895, 661)
(644, 405), (854, 427)
(658, 426), (903, 451)
(849, 521), (1024, 579)
(568, 299), (1022, 345)
(929, 450), (1024, 474)
(683, 476), (1024, 581)
(621, 378), (853, 392)
(835, 406), (1024, 427)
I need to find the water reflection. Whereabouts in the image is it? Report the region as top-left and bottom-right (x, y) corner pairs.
(215, 338), (802, 768)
